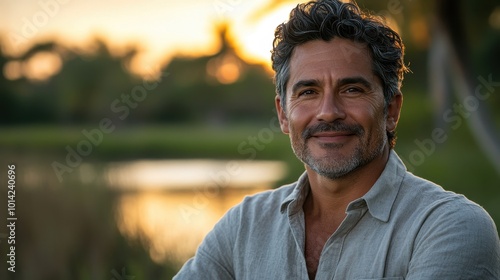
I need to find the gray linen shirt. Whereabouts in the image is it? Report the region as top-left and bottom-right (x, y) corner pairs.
(174, 151), (500, 279)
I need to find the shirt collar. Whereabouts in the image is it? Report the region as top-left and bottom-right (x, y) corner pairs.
(280, 171), (310, 215)
(356, 150), (406, 222)
(279, 150), (406, 222)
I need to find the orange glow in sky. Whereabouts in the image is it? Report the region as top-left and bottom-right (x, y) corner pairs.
(0, 0), (296, 78)
(229, 3), (298, 67)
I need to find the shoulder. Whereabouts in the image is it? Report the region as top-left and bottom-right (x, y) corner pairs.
(174, 183), (299, 279)
(229, 182), (297, 218)
(399, 171), (474, 211)
(399, 171), (496, 232)
(400, 173), (500, 278)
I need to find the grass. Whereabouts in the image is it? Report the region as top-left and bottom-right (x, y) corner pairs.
(0, 124), (292, 160)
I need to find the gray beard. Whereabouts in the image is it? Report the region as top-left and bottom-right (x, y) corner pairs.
(290, 121), (387, 180)
(300, 139), (385, 180)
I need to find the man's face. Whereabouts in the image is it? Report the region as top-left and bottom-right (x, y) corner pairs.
(276, 38), (402, 180)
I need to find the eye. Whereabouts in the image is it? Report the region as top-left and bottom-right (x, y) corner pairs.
(344, 87), (363, 94)
(298, 89), (316, 96)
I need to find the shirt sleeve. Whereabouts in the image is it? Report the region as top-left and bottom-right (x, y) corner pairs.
(173, 205), (239, 280)
(406, 199), (500, 279)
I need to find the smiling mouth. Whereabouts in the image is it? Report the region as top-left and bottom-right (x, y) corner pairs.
(310, 132), (355, 143)
(312, 132), (354, 137)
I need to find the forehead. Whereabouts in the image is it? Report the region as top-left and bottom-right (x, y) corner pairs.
(287, 38), (376, 88)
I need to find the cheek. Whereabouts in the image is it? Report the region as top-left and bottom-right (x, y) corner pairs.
(351, 99), (386, 134)
(288, 104), (312, 128)
(370, 107), (388, 138)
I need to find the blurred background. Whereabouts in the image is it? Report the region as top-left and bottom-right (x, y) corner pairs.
(0, 0), (499, 279)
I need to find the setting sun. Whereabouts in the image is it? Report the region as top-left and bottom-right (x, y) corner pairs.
(230, 3), (297, 69)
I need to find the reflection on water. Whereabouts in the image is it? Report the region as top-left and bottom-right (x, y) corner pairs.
(115, 189), (267, 266)
(109, 160), (287, 267)
(106, 159), (287, 190)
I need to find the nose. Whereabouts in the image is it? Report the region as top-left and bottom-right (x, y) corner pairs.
(316, 93), (346, 122)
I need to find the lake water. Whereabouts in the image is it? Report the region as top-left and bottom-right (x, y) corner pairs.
(2, 155), (288, 273)
(106, 159), (288, 266)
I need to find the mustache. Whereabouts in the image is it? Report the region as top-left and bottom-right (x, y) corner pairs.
(302, 121), (364, 140)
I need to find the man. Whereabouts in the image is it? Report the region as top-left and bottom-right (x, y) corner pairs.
(174, 0), (500, 279)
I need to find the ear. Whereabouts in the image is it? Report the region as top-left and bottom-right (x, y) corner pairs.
(386, 91), (403, 133)
(275, 95), (290, 134)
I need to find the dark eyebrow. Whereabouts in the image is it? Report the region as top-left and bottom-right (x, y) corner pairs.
(291, 79), (321, 94)
(338, 76), (373, 90)
(290, 76), (374, 95)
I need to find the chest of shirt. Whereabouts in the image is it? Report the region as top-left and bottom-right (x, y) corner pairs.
(231, 208), (414, 280)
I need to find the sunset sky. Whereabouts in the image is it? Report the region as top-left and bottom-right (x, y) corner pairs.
(0, 0), (298, 76)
